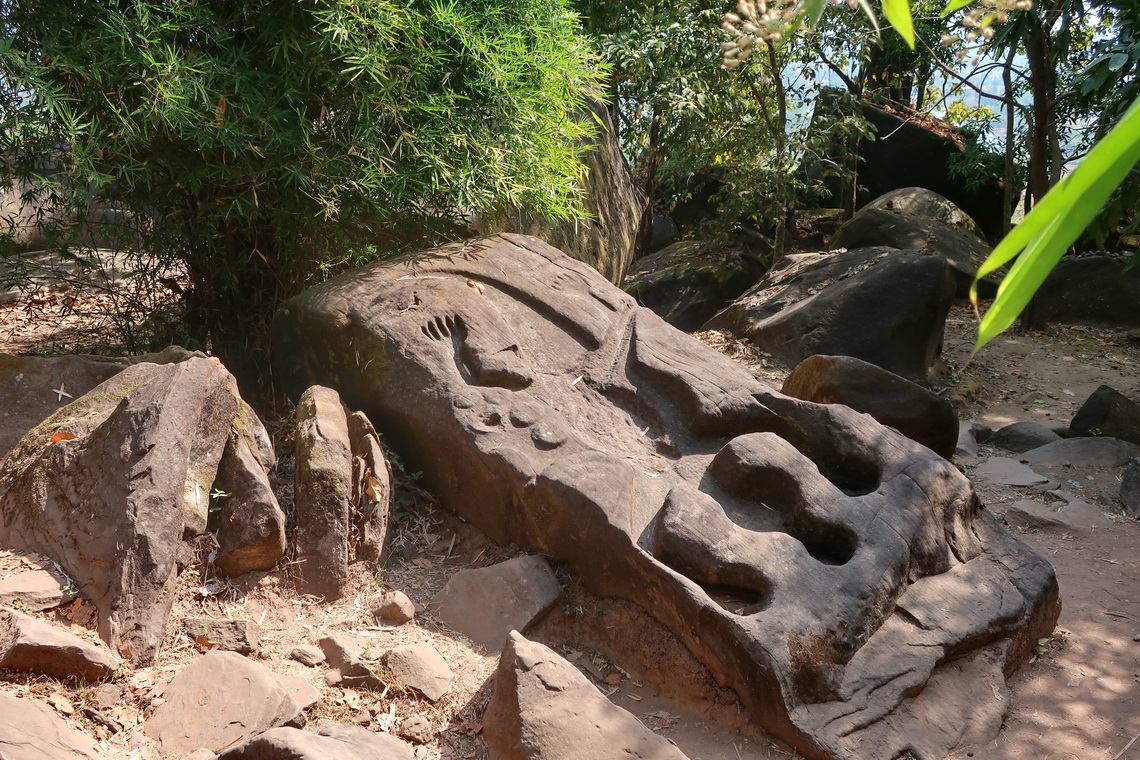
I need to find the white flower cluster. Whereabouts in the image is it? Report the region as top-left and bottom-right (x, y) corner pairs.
(942, 0), (1033, 50)
(720, 0), (802, 67)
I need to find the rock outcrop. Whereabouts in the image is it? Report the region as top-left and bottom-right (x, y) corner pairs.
(705, 247), (956, 383)
(273, 233), (1060, 760)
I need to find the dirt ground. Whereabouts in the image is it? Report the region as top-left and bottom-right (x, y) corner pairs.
(0, 283), (1138, 760)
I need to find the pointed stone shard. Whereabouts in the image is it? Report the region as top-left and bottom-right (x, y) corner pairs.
(484, 631), (691, 760)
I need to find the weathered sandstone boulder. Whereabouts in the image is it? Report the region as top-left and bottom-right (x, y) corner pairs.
(622, 241), (770, 331)
(831, 206), (999, 297)
(273, 233), (1059, 760)
(0, 692), (98, 760)
(781, 355), (958, 459)
(705, 247), (956, 383)
(0, 357), (242, 662)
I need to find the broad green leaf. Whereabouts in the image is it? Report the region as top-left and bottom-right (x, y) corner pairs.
(882, 0), (915, 47)
(972, 96), (1140, 353)
(941, 0), (974, 18)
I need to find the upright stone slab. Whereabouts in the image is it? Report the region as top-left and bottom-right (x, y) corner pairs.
(272, 233), (1060, 760)
(293, 385), (353, 600)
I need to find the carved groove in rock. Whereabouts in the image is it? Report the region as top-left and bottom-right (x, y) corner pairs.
(273, 233), (1060, 760)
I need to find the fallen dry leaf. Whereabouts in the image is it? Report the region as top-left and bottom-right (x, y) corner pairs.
(194, 635), (219, 652)
(49, 431), (78, 443)
(602, 672), (622, 685)
(364, 474), (384, 502)
(465, 279), (485, 295)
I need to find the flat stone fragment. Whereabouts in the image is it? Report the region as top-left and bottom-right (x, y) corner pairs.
(272, 233), (1061, 760)
(1020, 437), (1140, 468)
(183, 618), (260, 654)
(0, 564), (69, 612)
(144, 650), (300, 756)
(280, 674), (322, 711)
(974, 457), (1049, 487)
(0, 692), (98, 760)
(216, 725), (413, 760)
(991, 421), (1062, 454)
(484, 632), (691, 760)
(0, 607), (121, 681)
(291, 644), (326, 668)
(1005, 499), (1113, 535)
(384, 643), (452, 702)
(431, 555), (561, 650)
(956, 422), (979, 457)
(320, 634), (383, 689)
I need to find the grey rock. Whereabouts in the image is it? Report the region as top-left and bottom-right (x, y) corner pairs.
(0, 357), (243, 664)
(0, 692), (98, 760)
(384, 643), (452, 702)
(705, 247), (956, 383)
(144, 650), (300, 755)
(1020, 437), (1140, 469)
(1120, 460), (1140, 517)
(0, 606), (121, 681)
(484, 632), (690, 760)
(431, 555), (562, 651)
(294, 385), (353, 600)
(831, 206), (998, 297)
(622, 241), (771, 331)
(372, 590), (415, 626)
(398, 715), (435, 745)
(290, 644), (326, 668)
(279, 674), (322, 711)
(973, 458), (1049, 487)
(183, 618), (260, 654)
(1031, 256), (1140, 329)
(1070, 385), (1140, 446)
(956, 422), (979, 457)
(991, 421), (1062, 454)
(1005, 499), (1113, 535)
(860, 187), (984, 236)
(216, 725), (413, 760)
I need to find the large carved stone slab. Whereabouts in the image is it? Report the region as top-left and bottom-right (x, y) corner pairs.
(273, 234), (1060, 760)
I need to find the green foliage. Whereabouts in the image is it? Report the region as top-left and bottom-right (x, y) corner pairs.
(971, 94), (1140, 352)
(0, 0), (600, 359)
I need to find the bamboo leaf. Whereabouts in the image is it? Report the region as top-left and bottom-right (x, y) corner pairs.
(941, 0), (974, 17)
(973, 96), (1140, 353)
(882, 0), (915, 48)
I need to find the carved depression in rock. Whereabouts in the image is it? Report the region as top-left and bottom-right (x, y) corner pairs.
(274, 233), (1060, 760)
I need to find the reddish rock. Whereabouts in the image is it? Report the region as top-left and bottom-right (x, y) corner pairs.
(431, 555), (561, 650)
(372, 590), (415, 626)
(144, 650), (300, 755)
(385, 643), (452, 702)
(0, 692), (99, 760)
(484, 632), (689, 760)
(211, 401), (286, 576)
(216, 725), (413, 760)
(183, 617), (260, 654)
(0, 357), (242, 663)
(0, 606), (121, 681)
(781, 354), (958, 459)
